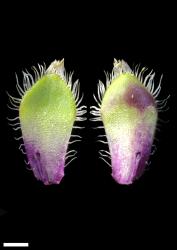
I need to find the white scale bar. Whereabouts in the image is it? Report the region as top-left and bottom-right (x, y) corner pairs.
(3, 243), (29, 247)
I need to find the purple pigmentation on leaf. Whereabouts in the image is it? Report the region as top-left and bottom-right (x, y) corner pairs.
(24, 140), (65, 185)
(124, 84), (156, 111)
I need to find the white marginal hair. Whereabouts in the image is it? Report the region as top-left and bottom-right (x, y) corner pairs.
(90, 59), (170, 119)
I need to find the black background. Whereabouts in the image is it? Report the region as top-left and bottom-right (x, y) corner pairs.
(0, 1), (176, 248)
